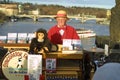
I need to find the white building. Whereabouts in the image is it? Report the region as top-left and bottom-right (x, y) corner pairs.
(0, 4), (18, 16)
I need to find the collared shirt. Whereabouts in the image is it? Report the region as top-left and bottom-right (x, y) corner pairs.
(48, 25), (80, 44)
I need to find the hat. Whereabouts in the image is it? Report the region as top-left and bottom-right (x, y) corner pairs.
(54, 10), (69, 19)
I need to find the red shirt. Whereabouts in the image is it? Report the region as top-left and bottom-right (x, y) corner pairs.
(48, 25), (80, 44)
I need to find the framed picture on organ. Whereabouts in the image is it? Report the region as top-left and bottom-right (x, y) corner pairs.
(45, 58), (56, 73)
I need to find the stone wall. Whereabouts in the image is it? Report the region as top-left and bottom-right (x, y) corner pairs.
(91, 0), (120, 49)
(110, 0), (120, 43)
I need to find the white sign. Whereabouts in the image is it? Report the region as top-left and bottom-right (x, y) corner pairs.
(2, 50), (28, 80)
(28, 54), (42, 80)
(105, 44), (109, 56)
(46, 58), (56, 73)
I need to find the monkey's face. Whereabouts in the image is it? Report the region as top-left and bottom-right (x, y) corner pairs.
(37, 32), (44, 40)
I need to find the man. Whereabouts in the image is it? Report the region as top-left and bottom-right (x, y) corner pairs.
(48, 10), (80, 44)
(92, 53), (120, 80)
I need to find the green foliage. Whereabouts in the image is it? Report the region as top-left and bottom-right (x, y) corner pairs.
(0, 12), (6, 23)
(0, 2), (108, 23)
(21, 3), (107, 18)
(1, 1), (107, 17)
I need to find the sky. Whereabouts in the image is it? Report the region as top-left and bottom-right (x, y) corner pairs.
(11, 0), (116, 9)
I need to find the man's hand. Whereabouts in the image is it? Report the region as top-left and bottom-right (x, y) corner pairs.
(57, 44), (62, 51)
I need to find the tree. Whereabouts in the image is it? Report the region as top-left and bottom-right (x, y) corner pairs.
(0, 12), (6, 23)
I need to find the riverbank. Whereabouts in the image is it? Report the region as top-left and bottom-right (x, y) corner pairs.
(0, 22), (4, 26)
(0, 20), (4, 24)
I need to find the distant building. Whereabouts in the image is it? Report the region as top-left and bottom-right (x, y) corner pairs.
(0, 3), (18, 16)
(28, 9), (40, 15)
(106, 9), (111, 19)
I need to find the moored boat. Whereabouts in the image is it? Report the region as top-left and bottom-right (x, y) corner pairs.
(76, 29), (96, 38)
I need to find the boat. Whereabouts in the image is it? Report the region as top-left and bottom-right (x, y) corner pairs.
(100, 20), (110, 25)
(10, 16), (18, 22)
(49, 18), (53, 21)
(97, 20), (110, 25)
(76, 29), (96, 38)
(11, 18), (17, 22)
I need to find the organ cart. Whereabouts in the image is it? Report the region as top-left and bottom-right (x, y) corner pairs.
(0, 43), (91, 80)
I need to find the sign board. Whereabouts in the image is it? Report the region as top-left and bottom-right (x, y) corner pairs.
(28, 54), (42, 80)
(1, 50), (28, 80)
(46, 58), (56, 73)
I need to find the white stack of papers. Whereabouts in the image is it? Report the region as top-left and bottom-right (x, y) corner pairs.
(0, 36), (7, 43)
(62, 39), (83, 54)
(7, 33), (17, 43)
(28, 55), (42, 80)
(27, 33), (35, 43)
(17, 33), (27, 43)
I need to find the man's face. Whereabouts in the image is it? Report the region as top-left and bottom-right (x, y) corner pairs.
(38, 32), (44, 40)
(56, 17), (67, 27)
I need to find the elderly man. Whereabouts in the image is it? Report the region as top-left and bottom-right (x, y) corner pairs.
(92, 53), (120, 80)
(48, 10), (80, 44)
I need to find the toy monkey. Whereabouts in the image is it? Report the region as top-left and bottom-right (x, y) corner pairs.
(29, 28), (58, 54)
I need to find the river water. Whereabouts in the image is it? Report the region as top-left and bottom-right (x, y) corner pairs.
(0, 18), (110, 48)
